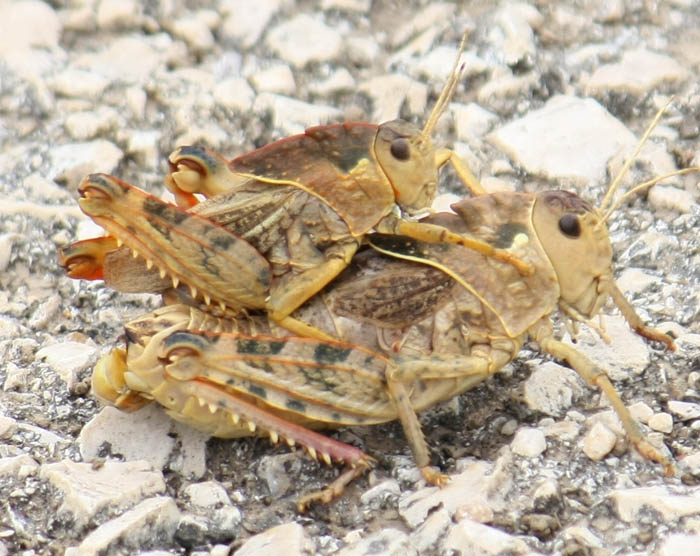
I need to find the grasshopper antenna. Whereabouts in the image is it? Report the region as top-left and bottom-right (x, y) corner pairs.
(420, 31), (469, 142)
(595, 96), (700, 226)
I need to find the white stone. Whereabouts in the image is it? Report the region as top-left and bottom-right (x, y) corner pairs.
(309, 68), (356, 96)
(511, 427), (547, 458)
(542, 420), (581, 441)
(50, 69), (110, 99)
(253, 93), (342, 136)
(443, 518), (534, 555)
(562, 315), (650, 381)
(582, 421), (617, 461)
(586, 49), (690, 96)
(398, 459), (508, 529)
(0, 0), (61, 55)
(233, 522), (311, 556)
(409, 508), (452, 554)
(40, 460), (165, 525)
(431, 193), (461, 214)
(668, 400), (700, 421)
(337, 528), (414, 556)
(250, 64), (296, 95)
(65, 108), (118, 141)
(0, 416), (16, 439)
(96, 0), (142, 29)
(491, 2), (541, 66)
(562, 526), (605, 549)
(266, 14), (342, 68)
(50, 139), (123, 189)
(659, 534), (700, 556)
(679, 452), (700, 476)
(213, 77), (256, 112)
(488, 95), (637, 186)
(611, 486), (700, 523)
(64, 497), (180, 556)
(390, 3), (455, 47)
(360, 479), (401, 507)
(0, 454), (39, 479)
(358, 74), (428, 122)
(648, 185), (695, 214)
(184, 481), (233, 509)
(628, 401), (654, 424)
(523, 361), (585, 417)
(648, 412), (673, 433)
(616, 268), (658, 296)
(36, 341), (97, 388)
(345, 36), (380, 66)
(124, 130), (162, 168)
(170, 17), (215, 53)
(219, 0), (286, 49)
(74, 36), (166, 83)
(452, 102), (499, 141)
(320, 0), (371, 12)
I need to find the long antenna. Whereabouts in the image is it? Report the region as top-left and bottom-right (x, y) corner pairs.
(598, 97), (675, 215)
(420, 31), (468, 141)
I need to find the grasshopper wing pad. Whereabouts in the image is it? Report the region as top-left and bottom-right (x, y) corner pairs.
(371, 193), (559, 337)
(80, 175), (271, 308)
(161, 330), (396, 426)
(326, 252), (455, 328)
(230, 123), (395, 235)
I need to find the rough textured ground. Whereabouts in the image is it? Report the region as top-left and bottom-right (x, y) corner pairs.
(0, 0), (699, 555)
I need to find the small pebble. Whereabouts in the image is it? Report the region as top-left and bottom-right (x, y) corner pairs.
(511, 427), (547, 458)
(583, 422), (617, 461)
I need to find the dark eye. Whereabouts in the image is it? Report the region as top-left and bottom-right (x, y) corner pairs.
(559, 213), (581, 238)
(390, 138), (410, 161)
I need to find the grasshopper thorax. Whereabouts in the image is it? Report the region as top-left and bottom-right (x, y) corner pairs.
(374, 119), (439, 214)
(532, 190), (614, 319)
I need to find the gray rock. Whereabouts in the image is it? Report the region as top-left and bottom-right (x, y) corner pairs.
(40, 460), (165, 526)
(442, 518), (537, 555)
(358, 74), (427, 122)
(452, 102), (499, 141)
(233, 522), (311, 556)
(586, 49), (690, 96)
(582, 421), (617, 461)
(213, 77), (256, 113)
(220, 0), (287, 49)
(648, 412), (673, 434)
(488, 96), (637, 186)
(50, 139), (123, 189)
(35, 341), (97, 388)
(511, 427), (547, 458)
(611, 486), (700, 523)
(337, 528), (415, 556)
(253, 93), (342, 135)
(667, 401), (700, 421)
(266, 14), (342, 68)
(0, 454), (39, 479)
(648, 185), (695, 214)
(184, 481), (233, 510)
(96, 0), (143, 30)
(250, 64), (296, 95)
(409, 507), (452, 554)
(523, 361), (586, 417)
(49, 69), (110, 99)
(64, 496), (180, 556)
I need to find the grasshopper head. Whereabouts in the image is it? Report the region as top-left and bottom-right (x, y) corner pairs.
(532, 191), (614, 318)
(374, 120), (439, 214)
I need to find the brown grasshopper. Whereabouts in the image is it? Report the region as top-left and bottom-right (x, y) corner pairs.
(84, 134), (694, 509)
(59, 34), (529, 341)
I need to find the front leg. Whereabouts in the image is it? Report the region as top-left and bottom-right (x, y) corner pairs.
(376, 215), (532, 276)
(435, 147), (487, 196)
(531, 319), (675, 475)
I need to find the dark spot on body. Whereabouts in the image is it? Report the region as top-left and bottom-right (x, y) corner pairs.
(314, 344), (351, 364)
(248, 384), (267, 399)
(494, 223), (529, 249)
(286, 399), (306, 413)
(144, 197), (189, 226)
(237, 339), (286, 355)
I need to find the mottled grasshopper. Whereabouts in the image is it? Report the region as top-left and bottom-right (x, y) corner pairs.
(85, 141), (693, 509)
(59, 34), (528, 341)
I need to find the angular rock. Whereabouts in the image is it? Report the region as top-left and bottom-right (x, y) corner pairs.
(40, 460), (165, 525)
(648, 412), (673, 434)
(35, 341), (97, 388)
(0, 454), (39, 479)
(233, 522), (311, 556)
(586, 48), (689, 96)
(582, 421), (617, 462)
(50, 139), (123, 189)
(266, 14), (341, 68)
(524, 361), (585, 417)
(358, 74), (427, 122)
(611, 486), (700, 523)
(337, 528), (414, 556)
(668, 401), (700, 421)
(253, 93), (341, 135)
(488, 96), (636, 185)
(443, 518), (536, 555)
(64, 497), (180, 556)
(220, 0), (287, 49)
(511, 427), (547, 458)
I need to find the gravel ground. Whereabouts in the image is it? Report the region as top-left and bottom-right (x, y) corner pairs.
(1, 1), (700, 555)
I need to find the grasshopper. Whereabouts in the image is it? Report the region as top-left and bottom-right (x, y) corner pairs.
(59, 34), (529, 341)
(85, 111), (695, 508)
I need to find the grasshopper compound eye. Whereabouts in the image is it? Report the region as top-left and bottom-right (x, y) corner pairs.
(558, 213), (581, 238)
(390, 137), (411, 161)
